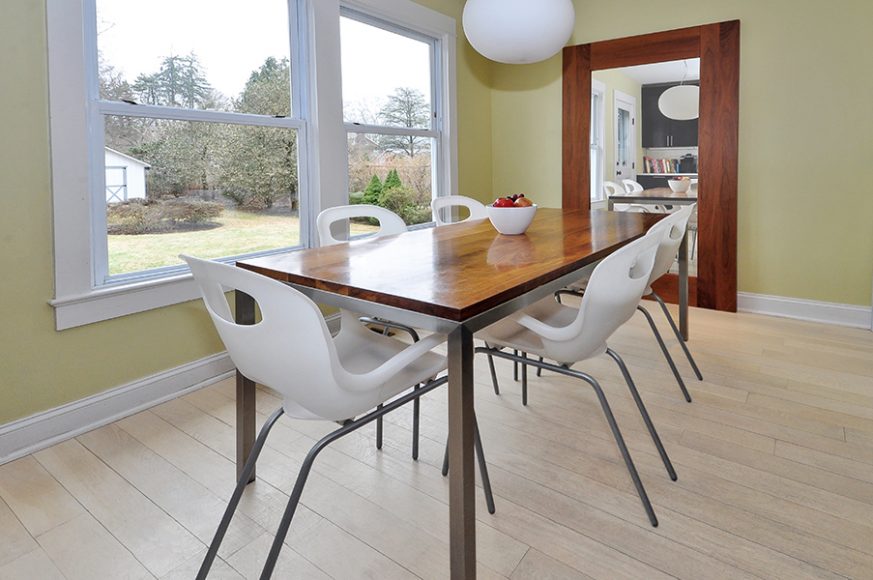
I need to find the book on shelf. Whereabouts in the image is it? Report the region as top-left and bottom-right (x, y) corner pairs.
(643, 156), (684, 174)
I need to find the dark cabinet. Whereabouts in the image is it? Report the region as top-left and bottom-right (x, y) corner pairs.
(641, 83), (699, 148)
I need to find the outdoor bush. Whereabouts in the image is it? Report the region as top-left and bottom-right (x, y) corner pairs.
(362, 174), (383, 204)
(107, 198), (224, 234)
(378, 185), (430, 225)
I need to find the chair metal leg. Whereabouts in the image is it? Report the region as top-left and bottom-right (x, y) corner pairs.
(637, 305), (692, 402)
(554, 288), (584, 304)
(536, 356), (543, 377)
(256, 375), (448, 579)
(412, 386), (420, 460)
(513, 350), (519, 381)
(484, 343), (500, 395)
(360, 317), (421, 343)
(606, 348), (677, 481)
(197, 407), (285, 580)
(570, 369), (658, 527)
(473, 417), (496, 514)
(651, 291), (703, 380)
(441, 414), (496, 514)
(361, 318), (421, 456)
(475, 347), (659, 527)
(521, 352), (528, 406)
(376, 405), (383, 450)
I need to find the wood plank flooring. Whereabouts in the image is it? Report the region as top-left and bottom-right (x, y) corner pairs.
(1, 305), (873, 579)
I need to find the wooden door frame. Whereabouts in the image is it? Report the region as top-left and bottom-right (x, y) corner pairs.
(563, 21), (740, 312)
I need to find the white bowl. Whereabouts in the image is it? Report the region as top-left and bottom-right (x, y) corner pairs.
(668, 179), (691, 193)
(487, 204), (538, 235)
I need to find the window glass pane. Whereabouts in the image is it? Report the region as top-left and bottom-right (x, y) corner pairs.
(340, 16), (432, 129)
(104, 115), (300, 277)
(96, 0), (291, 115)
(347, 133), (433, 226)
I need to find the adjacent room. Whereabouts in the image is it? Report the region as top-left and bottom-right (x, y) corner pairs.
(1, 0), (872, 578)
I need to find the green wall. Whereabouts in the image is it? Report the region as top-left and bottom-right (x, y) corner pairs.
(0, 0), (491, 425)
(491, 0), (873, 307)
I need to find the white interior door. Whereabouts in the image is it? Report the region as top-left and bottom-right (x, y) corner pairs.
(614, 90), (637, 183)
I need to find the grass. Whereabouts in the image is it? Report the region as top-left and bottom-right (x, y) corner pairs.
(108, 208), (377, 275)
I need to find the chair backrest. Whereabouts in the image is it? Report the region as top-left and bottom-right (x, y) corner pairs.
(603, 181), (624, 197)
(622, 179), (644, 193)
(182, 255), (378, 421)
(431, 195), (488, 226)
(647, 203), (696, 284)
(541, 230), (661, 363)
(316, 204), (406, 247)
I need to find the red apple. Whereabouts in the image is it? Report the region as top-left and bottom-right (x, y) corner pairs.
(493, 197), (515, 208)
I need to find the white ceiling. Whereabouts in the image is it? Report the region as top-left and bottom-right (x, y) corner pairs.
(617, 58), (700, 85)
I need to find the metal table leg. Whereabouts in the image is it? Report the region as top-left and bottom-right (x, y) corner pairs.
(235, 291), (257, 484)
(447, 325), (476, 579)
(678, 231), (689, 341)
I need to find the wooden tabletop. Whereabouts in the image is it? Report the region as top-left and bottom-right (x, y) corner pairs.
(610, 187), (698, 202)
(238, 209), (661, 322)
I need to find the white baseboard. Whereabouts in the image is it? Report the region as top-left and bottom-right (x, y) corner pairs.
(0, 353), (234, 465)
(737, 292), (873, 330)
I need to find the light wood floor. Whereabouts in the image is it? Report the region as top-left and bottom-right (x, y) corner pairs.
(2, 305), (873, 579)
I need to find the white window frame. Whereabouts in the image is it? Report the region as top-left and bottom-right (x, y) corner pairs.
(46, 0), (456, 330)
(590, 79), (606, 203)
(339, 7), (449, 227)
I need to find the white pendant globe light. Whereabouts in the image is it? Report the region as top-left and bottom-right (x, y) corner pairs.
(657, 60), (699, 120)
(658, 85), (700, 120)
(463, 0), (576, 65)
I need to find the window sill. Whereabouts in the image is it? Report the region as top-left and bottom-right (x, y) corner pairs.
(50, 273), (202, 331)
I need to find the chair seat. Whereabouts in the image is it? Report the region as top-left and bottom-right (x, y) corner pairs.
(299, 310), (445, 420)
(479, 296), (606, 362)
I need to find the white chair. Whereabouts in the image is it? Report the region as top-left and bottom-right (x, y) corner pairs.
(557, 205), (703, 402)
(638, 205), (703, 383)
(622, 179), (671, 213)
(316, 203), (406, 245)
(431, 195), (488, 226)
(316, 204), (422, 457)
(476, 231), (675, 527)
(621, 179), (644, 193)
(182, 255), (495, 579)
(605, 180), (656, 213)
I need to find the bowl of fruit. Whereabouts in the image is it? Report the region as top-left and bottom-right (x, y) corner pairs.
(667, 177), (691, 193)
(487, 194), (537, 235)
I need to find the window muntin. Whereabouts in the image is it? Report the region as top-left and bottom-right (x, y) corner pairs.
(340, 11), (441, 226)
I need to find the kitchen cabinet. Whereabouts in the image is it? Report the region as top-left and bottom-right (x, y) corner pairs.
(641, 83), (699, 148)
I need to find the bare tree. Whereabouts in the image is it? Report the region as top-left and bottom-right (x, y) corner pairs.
(376, 87), (431, 158)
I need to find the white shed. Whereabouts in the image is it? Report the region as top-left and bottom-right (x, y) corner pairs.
(104, 148), (150, 202)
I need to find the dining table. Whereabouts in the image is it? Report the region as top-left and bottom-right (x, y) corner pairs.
(234, 208), (674, 579)
(608, 187), (697, 339)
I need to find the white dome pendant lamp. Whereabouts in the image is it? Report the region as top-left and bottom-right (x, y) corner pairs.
(658, 60), (700, 120)
(462, 0), (576, 64)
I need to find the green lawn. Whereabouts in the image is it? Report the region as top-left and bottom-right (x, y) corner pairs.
(108, 208), (377, 275)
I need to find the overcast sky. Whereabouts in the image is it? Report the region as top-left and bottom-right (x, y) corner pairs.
(96, 0), (432, 116)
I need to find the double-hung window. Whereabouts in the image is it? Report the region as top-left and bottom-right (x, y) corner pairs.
(47, 0), (456, 330)
(590, 79), (606, 203)
(339, 5), (451, 227)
